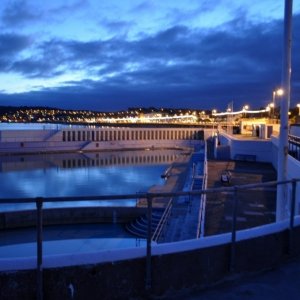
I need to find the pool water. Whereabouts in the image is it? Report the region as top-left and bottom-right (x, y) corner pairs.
(0, 223), (146, 258)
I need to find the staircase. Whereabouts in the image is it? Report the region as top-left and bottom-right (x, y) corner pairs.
(126, 209), (164, 238)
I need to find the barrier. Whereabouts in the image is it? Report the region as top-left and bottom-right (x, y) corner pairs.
(0, 179), (299, 299)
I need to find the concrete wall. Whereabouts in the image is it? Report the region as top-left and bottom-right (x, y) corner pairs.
(230, 138), (272, 162)
(0, 127), (209, 154)
(217, 132), (273, 162)
(0, 225), (299, 300)
(0, 207), (147, 229)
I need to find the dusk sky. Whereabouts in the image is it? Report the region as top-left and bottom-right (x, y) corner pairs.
(0, 0), (299, 112)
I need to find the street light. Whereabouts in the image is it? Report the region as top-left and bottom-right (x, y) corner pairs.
(211, 109), (217, 132)
(268, 103), (275, 118)
(272, 88), (284, 117)
(242, 105), (249, 118)
(276, 88), (284, 96)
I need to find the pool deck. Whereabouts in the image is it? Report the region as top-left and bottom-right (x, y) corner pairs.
(162, 159), (277, 242)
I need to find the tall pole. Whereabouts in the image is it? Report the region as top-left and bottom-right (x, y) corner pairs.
(277, 0), (293, 221)
(272, 91), (276, 117)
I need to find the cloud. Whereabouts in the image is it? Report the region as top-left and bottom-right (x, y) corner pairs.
(0, 12), (299, 111)
(1, 0), (89, 28)
(48, 0), (88, 15)
(100, 19), (135, 36)
(0, 33), (31, 55)
(130, 1), (156, 14)
(1, 0), (42, 26)
(0, 33), (32, 72)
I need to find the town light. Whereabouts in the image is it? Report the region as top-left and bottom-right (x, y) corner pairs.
(272, 88), (284, 118)
(268, 103), (275, 118)
(276, 88), (284, 96)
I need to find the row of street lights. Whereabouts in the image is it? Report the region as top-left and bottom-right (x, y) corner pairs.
(211, 87), (300, 118)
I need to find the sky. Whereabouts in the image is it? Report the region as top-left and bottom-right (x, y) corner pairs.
(0, 0), (299, 112)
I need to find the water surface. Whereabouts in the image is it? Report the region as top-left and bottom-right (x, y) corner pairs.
(0, 149), (181, 211)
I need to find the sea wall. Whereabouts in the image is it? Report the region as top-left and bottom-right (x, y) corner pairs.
(0, 221), (299, 299)
(0, 127), (209, 154)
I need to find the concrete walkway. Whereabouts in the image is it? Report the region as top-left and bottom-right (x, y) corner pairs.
(162, 159), (277, 242)
(205, 160), (277, 235)
(163, 256), (300, 299)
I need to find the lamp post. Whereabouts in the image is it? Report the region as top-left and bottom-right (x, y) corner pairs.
(242, 105), (249, 118)
(269, 103), (275, 118)
(272, 88), (284, 118)
(212, 109), (217, 133)
(226, 108), (232, 134)
(297, 104), (300, 116)
(266, 105), (271, 117)
(277, 0), (293, 221)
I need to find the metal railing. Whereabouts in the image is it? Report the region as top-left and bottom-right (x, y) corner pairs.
(152, 198), (173, 243)
(289, 134), (300, 161)
(0, 178), (299, 299)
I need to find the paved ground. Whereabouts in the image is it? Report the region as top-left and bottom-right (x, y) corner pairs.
(162, 159), (277, 242)
(159, 159), (300, 300)
(163, 256), (300, 300)
(205, 160), (277, 235)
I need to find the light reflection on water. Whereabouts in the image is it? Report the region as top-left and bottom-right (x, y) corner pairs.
(0, 149), (182, 211)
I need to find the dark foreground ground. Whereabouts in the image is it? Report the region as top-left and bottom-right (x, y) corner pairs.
(163, 255), (300, 300)
(161, 159), (300, 299)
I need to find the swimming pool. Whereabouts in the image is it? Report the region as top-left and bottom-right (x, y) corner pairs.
(0, 223), (146, 259)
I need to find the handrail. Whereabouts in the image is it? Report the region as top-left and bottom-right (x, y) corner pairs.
(196, 173), (207, 239)
(289, 134), (300, 144)
(196, 142), (208, 238)
(152, 198), (173, 242)
(1, 178), (300, 299)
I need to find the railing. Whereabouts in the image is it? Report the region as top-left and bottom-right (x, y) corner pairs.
(288, 134), (300, 161)
(196, 142), (208, 238)
(289, 134), (300, 144)
(0, 178), (299, 299)
(152, 198), (173, 242)
(196, 173), (207, 238)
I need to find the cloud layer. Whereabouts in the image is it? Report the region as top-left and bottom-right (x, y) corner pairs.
(0, 0), (299, 111)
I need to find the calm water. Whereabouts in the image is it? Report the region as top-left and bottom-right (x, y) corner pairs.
(0, 124), (183, 256)
(0, 150), (181, 211)
(0, 223), (146, 258)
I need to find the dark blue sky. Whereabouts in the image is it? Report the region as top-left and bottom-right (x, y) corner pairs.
(0, 0), (299, 112)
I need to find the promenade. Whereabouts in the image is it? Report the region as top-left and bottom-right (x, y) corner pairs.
(160, 159), (300, 300)
(162, 158), (277, 242)
(165, 256), (300, 300)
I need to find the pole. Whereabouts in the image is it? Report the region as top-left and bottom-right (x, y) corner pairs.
(277, 0), (293, 221)
(288, 179), (297, 255)
(230, 188), (238, 273)
(272, 91), (276, 119)
(36, 197), (43, 300)
(145, 194), (152, 291)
